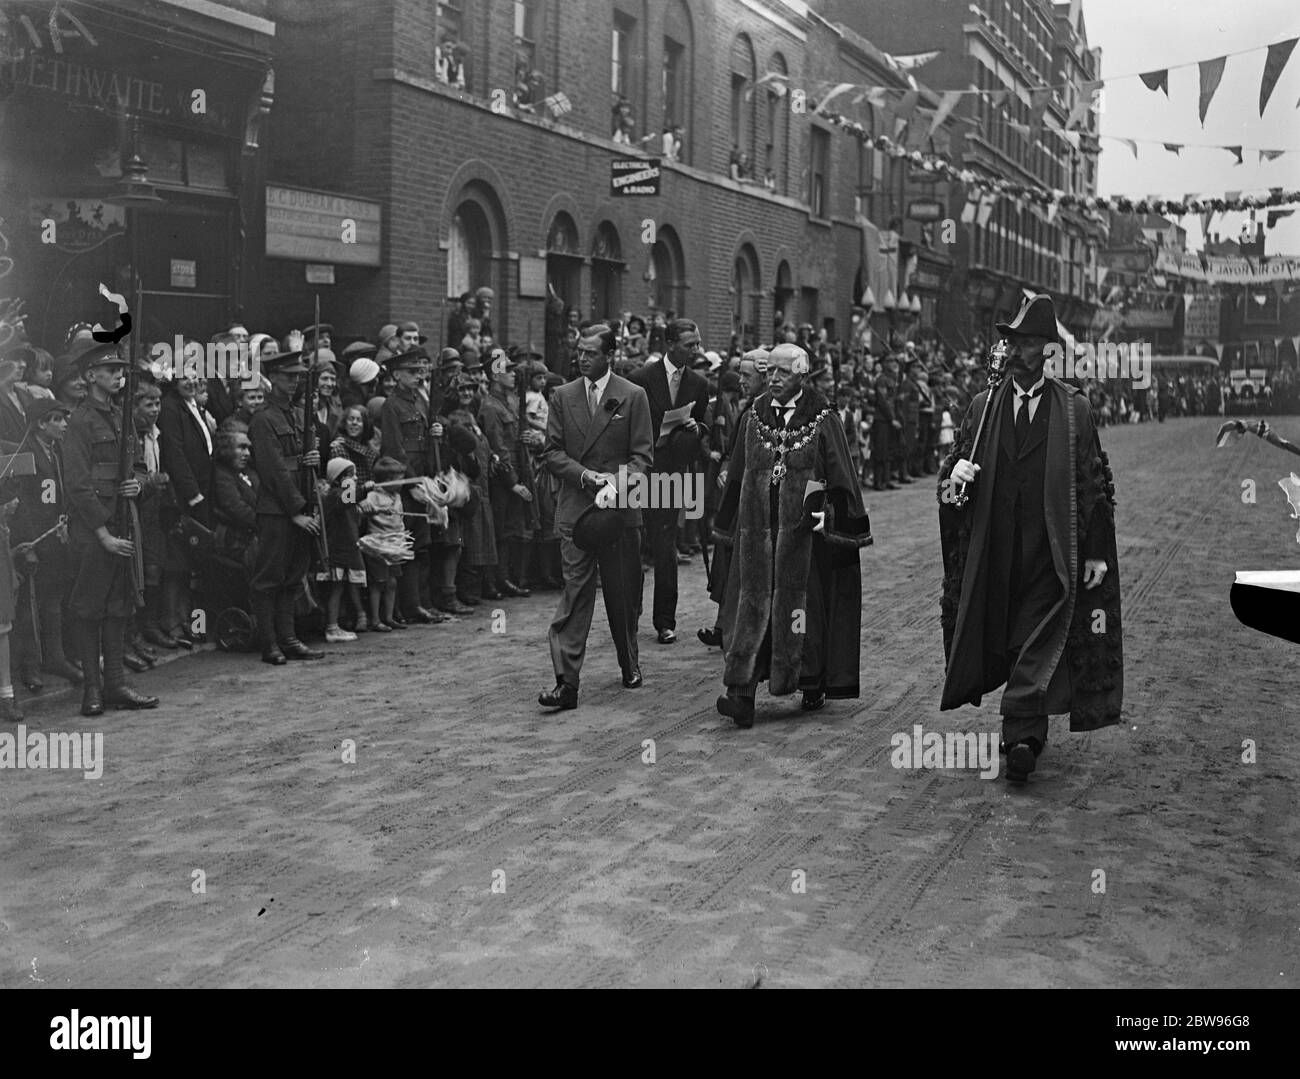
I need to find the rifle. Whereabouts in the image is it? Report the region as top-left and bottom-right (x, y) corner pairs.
(115, 276), (145, 608)
(302, 295), (331, 570)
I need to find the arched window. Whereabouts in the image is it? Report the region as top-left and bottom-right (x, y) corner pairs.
(729, 34), (757, 179)
(663, 0), (693, 165)
(765, 52), (789, 194)
(732, 243), (761, 348)
(649, 225), (686, 317)
(590, 221), (624, 321)
(447, 180), (509, 340)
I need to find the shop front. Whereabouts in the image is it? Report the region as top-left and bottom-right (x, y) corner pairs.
(0, 0), (273, 350)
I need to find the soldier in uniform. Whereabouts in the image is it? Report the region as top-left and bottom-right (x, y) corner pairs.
(895, 357), (920, 484)
(378, 347), (440, 623)
(478, 348), (535, 597)
(247, 349), (326, 664)
(62, 344), (159, 715)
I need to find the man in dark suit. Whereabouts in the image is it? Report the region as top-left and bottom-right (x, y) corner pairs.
(539, 324), (653, 709)
(941, 294), (1122, 783)
(627, 318), (710, 644)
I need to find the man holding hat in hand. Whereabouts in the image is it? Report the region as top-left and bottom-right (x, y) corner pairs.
(539, 323), (653, 709)
(248, 348), (326, 664)
(939, 293), (1122, 782)
(63, 343), (160, 714)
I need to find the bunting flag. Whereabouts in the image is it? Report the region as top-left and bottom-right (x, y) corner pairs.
(928, 90), (963, 136)
(814, 83), (856, 115)
(977, 193), (998, 228)
(960, 198), (978, 224)
(811, 101), (1300, 216)
(894, 115), (909, 140)
(1065, 95), (1092, 131)
(1009, 120), (1032, 139)
(745, 71), (791, 101)
(1061, 129), (1081, 150)
(1140, 68), (1169, 96)
(1200, 209), (1214, 238)
(1225, 145), (1244, 165)
(983, 89), (1010, 107)
(1164, 143), (1183, 154)
(1260, 149), (1286, 162)
(1292, 336), (1300, 358)
(1198, 56), (1227, 125)
(1028, 87), (1052, 135)
(1260, 38), (1298, 115)
(1120, 138), (1139, 158)
(1213, 343), (1225, 361)
(894, 89), (920, 123)
(890, 50), (941, 71)
(1046, 200), (1060, 224)
(1268, 208), (1296, 228)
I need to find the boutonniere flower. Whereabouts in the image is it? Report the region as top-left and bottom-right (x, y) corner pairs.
(604, 397), (621, 413)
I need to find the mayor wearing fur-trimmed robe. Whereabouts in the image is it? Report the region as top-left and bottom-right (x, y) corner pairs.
(937, 294), (1123, 783)
(713, 344), (872, 729)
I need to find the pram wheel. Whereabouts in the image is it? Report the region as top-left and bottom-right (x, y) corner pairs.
(215, 607), (254, 652)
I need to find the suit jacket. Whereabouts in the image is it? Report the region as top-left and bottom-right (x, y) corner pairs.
(542, 373), (653, 531)
(158, 392), (214, 515)
(628, 358), (709, 472)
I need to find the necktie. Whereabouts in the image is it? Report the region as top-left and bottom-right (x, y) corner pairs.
(587, 379), (598, 417)
(669, 365), (681, 406)
(1015, 387), (1042, 448)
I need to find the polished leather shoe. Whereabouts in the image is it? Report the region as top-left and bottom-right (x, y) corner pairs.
(104, 685), (160, 710)
(437, 599), (476, 616)
(622, 667), (643, 689)
(1006, 741), (1039, 783)
(130, 634), (157, 658)
(456, 592), (481, 607)
(500, 580), (530, 598)
(801, 689), (827, 711)
(262, 648), (287, 666)
(405, 607), (436, 624)
(0, 697), (24, 723)
(697, 627), (722, 648)
(123, 651), (150, 674)
(282, 640), (325, 660)
(538, 681), (578, 710)
(656, 628), (677, 645)
(716, 692), (755, 729)
(81, 686), (105, 717)
(142, 626), (179, 649)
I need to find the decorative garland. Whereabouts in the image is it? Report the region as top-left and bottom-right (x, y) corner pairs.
(752, 407), (833, 485)
(814, 105), (1300, 217)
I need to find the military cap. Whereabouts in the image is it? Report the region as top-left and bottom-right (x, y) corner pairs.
(262, 349), (308, 375)
(384, 345), (428, 370)
(72, 342), (127, 373)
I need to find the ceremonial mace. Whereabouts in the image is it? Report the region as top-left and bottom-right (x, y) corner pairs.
(951, 338), (1009, 509)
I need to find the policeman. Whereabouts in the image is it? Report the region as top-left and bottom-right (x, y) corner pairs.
(248, 349), (326, 663)
(379, 346), (439, 623)
(62, 343), (159, 715)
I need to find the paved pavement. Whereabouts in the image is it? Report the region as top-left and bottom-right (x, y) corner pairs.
(1, 415), (1296, 988)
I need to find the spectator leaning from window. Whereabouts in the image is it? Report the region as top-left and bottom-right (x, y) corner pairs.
(436, 35), (466, 89)
(612, 97), (636, 144)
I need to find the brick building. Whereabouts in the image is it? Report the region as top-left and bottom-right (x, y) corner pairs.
(819, 0), (1106, 347)
(258, 0), (963, 362)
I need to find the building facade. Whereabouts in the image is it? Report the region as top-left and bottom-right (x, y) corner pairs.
(259, 0), (964, 361)
(0, 0), (276, 347)
(819, 0), (1105, 348)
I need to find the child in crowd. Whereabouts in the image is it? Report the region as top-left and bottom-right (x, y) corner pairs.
(358, 456), (410, 632)
(317, 458), (367, 641)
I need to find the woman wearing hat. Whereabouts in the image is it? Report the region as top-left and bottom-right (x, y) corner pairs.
(447, 376), (498, 604)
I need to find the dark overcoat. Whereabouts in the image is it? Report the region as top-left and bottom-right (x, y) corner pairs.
(937, 376), (1123, 730)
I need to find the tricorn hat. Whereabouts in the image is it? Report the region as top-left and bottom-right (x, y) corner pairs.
(996, 294), (1061, 343)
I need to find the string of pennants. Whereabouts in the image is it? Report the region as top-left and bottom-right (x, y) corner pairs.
(812, 102), (1300, 221)
(785, 35), (1299, 125)
(1101, 135), (1294, 164)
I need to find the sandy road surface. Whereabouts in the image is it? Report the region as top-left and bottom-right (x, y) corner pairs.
(1, 416), (1296, 988)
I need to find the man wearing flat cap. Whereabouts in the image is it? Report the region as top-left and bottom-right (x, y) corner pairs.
(628, 318), (712, 645)
(248, 349), (326, 664)
(63, 343), (160, 714)
(539, 323), (653, 709)
(939, 293), (1123, 783)
(713, 343), (872, 728)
